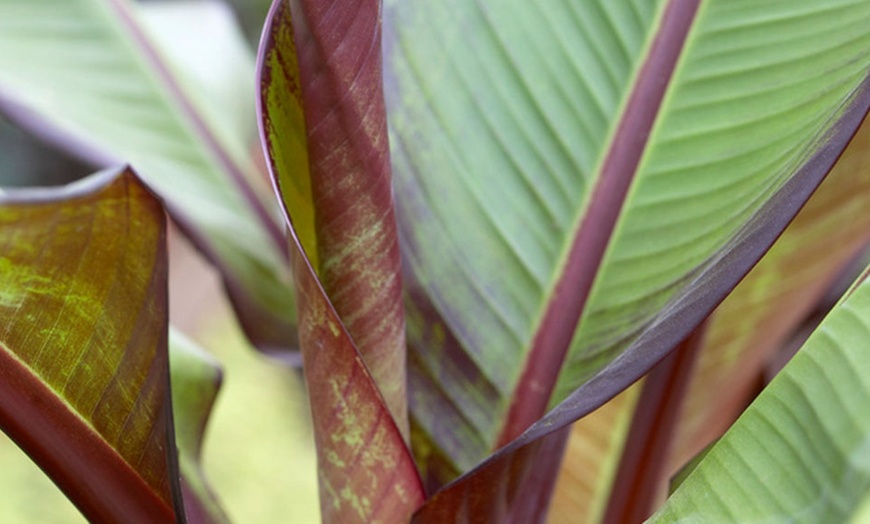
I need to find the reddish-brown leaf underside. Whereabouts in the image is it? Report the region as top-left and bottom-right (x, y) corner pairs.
(0, 168), (183, 522)
(257, 1), (425, 522)
(287, 0), (409, 437)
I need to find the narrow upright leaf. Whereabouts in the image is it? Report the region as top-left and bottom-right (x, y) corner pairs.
(283, 0), (409, 434)
(0, 167), (183, 522)
(548, 386), (640, 524)
(602, 326), (705, 523)
(258, 1), (424, 521)
(0, 0), (296, 353)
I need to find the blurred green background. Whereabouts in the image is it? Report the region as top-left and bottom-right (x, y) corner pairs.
(0, 0), (320, 522)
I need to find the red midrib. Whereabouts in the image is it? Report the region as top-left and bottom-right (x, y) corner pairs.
(496, 0), (703, 448)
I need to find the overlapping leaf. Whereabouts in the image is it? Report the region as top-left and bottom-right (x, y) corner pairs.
(671, 113), (870, 471)
(169, 328), (229, 524)
(651, 266), (870, 522)
(0, 167), (183, 522)
(0, 0), (296, 353)
(547, 113), (870, 521)
(384, 0), (870, 496)
(258, 0), (424, 521)
(279, 0), (410, 433)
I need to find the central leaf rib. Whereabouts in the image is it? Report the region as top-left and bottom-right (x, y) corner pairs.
(497, 0), (703, 447)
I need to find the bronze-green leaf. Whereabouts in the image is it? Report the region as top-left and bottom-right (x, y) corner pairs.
(0, 167), (183, 522)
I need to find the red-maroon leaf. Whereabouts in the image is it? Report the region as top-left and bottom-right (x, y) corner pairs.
(0, 167), (183, 522)
(284, 0), (409, 436)
(257, 1), (424, 521)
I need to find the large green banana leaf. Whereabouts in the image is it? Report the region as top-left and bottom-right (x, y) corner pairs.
(0, 0), (296, 353)
(548, 111), (870, 522)
(385, 0), (870, 496)
(0, 167), (185, 522)
(651, 264), (870, 522)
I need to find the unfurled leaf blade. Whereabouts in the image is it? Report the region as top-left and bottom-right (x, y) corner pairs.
(0, 0), (296, 353)
(257, 1), (424, 521)
(548, 91), (870, 524)
(0, 167), (182, 522)
(386, 0), (668, 484)
(169, 328), (229, 524)
(651, 268), (870, 522)
(385, 0), (870, 497)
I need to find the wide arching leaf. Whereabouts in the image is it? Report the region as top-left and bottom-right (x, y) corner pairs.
(258, 1), (424, 521)
(0, 167), (183, 522)
(384, 0), (870, 498)
(546, 113), (870, 521)
(0, 0), (296, 354)
(138, 0), (259, 149)
(651, 265), (870, 522)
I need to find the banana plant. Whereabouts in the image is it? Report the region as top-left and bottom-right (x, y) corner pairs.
(2, 0), (870, 522)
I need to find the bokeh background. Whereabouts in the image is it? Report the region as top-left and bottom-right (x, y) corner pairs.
(0, 1), (321, 521)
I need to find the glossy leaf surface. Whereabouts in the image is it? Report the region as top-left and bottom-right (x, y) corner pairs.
(385, 0), (870, 493)
(0, 167), (182, 522)
(258, 1), (424, 521)
(0, 0), (296, 353)
(652, 267), (870, 522)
